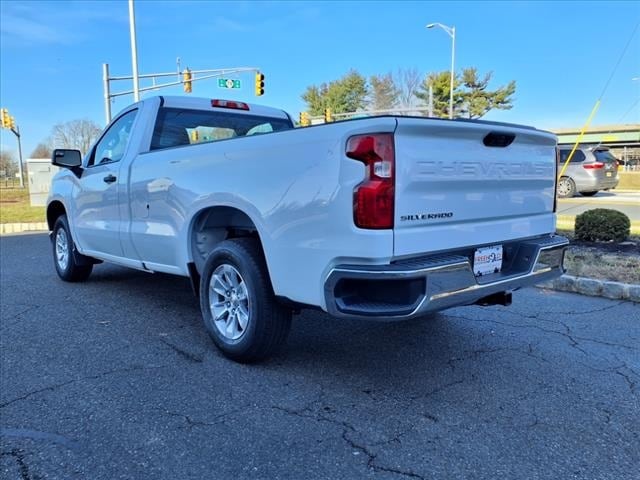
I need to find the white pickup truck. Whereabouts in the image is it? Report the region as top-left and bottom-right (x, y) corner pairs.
(47, 96), (568, 362)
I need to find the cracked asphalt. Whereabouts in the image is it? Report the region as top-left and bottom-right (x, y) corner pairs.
(1, 233), (639, 480)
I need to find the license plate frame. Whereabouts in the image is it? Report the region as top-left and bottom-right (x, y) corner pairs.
(474, 245), (503, 277)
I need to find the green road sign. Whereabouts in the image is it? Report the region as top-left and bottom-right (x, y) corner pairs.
(218, 78), (241, 89)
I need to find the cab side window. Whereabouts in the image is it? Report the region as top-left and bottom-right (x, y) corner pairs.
(89, 110), (138, 167)
(559, 149), (586, 164)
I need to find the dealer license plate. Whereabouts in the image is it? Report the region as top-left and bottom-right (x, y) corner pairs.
(474, 245), (503, 277)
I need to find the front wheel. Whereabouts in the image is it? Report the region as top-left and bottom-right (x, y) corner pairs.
(557, 177), (576, 198)
(52, 215), (93, 282)
(199, 238), (292, 363)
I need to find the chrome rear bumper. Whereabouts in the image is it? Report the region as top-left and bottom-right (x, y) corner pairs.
(324, 235), (569, 320)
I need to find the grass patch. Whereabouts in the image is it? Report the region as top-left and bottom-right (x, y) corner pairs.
(0, 188), (46, 223)
(558, 225), (639, 283)
(563, 247), (640, 284)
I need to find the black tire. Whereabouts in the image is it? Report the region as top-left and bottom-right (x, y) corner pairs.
(199, 238), (292, 363)
(581, 191), (598, 197)
(52, 215), (93, 282)
(557, 177), (576, 198)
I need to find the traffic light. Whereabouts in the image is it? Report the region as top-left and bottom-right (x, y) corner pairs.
(299, 111), (310, 127)
(183, 68), (192, 93)
(324, 107), (332, 123)
(190, 129), (199, 143)
(0, 108), (9, 129)
(255, 72), (264, 96)
(9, 116), (16, 131)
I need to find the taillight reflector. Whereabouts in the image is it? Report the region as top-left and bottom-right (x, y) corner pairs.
(211, 99), (250, 110)
(346, 134), (395, 229)
(583, 162), (604, 169)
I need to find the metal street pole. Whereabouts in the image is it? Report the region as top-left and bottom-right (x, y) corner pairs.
(103, 63), (112, 124)
(428, 84), (434, 117)
(449, 26), (455, 120)
(14, 126), (24, 189)
(128, 0), (140, 102)
(426, 22), (456, 119)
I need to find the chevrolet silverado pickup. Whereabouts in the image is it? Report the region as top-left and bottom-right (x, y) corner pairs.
(47, 96), (568, 362)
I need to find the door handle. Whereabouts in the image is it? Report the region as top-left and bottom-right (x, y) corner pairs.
(103, 174), (117, 184)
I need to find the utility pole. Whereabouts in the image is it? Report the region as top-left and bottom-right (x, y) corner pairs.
(103, 63), (112, 125)
(128, 0), (140, 102)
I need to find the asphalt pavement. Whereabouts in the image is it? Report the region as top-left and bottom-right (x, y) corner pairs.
(557, 191), (640, 220)
(1, 233), (639, 480)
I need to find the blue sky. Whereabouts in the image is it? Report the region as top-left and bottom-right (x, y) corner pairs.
(1, 0), (639, 158)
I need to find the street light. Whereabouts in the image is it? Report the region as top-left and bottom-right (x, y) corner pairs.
(426, 22), (456, 119)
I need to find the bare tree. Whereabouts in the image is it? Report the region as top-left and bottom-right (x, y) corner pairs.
(51, 119), (102, 155)
(30, 141), (53, 159)
(394, 68), (422, 112)
(0, 150), (18, 178)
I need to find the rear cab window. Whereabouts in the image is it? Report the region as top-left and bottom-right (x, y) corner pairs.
(150, 107), (293, 151)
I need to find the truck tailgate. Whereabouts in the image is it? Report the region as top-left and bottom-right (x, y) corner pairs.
(393, 118), (558, 257)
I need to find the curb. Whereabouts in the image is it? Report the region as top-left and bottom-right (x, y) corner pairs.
(0, 222), (48, 235)
(537, 275), (640, 303)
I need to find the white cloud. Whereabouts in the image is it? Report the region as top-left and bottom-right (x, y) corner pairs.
(211, 16), (251, 33)
(1, 13), (74, 45)
(0, 1), (127, 47)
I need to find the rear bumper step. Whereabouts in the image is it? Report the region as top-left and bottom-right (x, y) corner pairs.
(324, 235), (568, 320)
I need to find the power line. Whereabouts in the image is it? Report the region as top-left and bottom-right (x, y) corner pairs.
(598, 21), (639, 100)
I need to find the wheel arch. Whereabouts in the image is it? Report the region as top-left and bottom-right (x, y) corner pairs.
(188, 205), (268, 276)
(46, 200), (67, 231)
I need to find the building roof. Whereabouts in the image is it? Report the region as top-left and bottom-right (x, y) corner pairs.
(552, 124), (640, 135)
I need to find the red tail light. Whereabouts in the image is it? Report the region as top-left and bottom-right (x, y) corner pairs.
(347, 134), (394, 229)
(583, 162), (604, 169)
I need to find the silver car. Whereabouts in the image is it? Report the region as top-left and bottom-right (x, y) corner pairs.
(557, 146), (619, 198)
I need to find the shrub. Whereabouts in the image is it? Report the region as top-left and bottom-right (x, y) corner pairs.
(574, 209), (630, 242)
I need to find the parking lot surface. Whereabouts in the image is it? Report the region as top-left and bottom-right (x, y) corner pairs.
(1, 233), (639, 479)
(557, 191), (640, 221)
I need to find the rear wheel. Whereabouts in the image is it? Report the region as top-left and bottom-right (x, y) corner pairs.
(557, 177), (576, 198)
(52, 215), (93, 282)
(199, 238), (291, 363)
(581, 191), (598, 197)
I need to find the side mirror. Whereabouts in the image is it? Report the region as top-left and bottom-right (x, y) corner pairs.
(52, 149), (82, 169)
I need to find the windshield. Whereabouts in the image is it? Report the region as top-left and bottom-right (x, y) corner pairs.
(150, 107), (293, 151)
